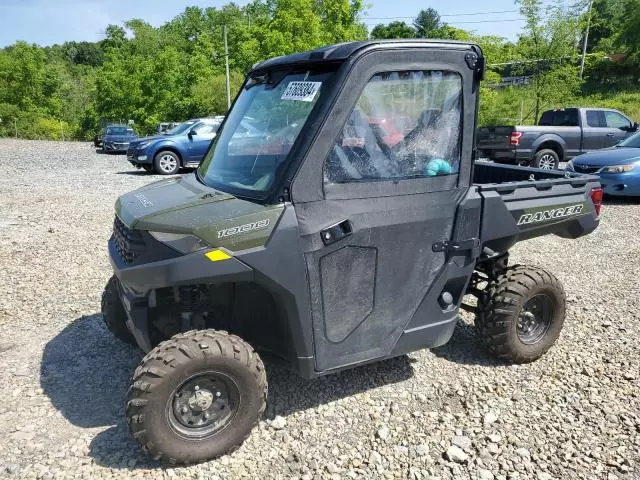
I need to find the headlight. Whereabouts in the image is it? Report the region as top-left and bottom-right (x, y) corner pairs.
(566, 160), (574, 171)
(149, 231), (210, 254)
(602, 164), (636, 173)
(137, 141), (151, 150)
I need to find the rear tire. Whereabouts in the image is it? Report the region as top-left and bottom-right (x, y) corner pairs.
(154, 150), (180, 175)
(101, 276), (136, 346)
(476, 265), (566, 364)
(126, 329), (267, 465)
(532, 149), (559, 170)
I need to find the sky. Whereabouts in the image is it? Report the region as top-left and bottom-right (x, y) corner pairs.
(0, 0), (527, 48)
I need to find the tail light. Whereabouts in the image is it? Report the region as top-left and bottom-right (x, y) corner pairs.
(510, 132), (523, 146)
(590, 187), (603, 217)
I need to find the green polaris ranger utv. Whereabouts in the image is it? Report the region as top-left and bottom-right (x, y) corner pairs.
(102, 40), (602, 464)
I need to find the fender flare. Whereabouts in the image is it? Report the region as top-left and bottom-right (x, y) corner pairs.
(530, 134), (566, 160)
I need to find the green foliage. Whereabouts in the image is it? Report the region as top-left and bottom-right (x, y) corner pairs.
(370, 21), (416, 40)
(513, 0), (583, 122)
(413, 9), (443, 38)
(617, 0), (640, 60)
(0, 0), (368, 140)
(371, 9), (473, 41)
(191, 71), (245, 116)
(588, 0), (625, 52)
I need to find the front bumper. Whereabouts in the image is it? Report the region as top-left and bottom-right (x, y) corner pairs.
(567, 163), (640, 196)
(126, 148), (152, 165)
(598, 173), (640, 196)
(109, 237), (253, 351)
(103, 142), (130, 152)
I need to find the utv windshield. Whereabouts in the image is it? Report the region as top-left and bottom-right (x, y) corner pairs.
(198, 69), (332, 198)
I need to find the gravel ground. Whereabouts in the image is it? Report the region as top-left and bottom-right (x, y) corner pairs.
(0, 138), (638, 480)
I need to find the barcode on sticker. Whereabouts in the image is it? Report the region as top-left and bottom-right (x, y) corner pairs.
(281, 81), (322, 102)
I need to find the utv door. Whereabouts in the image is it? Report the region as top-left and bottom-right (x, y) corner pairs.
(291, 46), (479, 372)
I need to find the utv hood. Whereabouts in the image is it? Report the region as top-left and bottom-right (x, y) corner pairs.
(115, 174), (284, 251)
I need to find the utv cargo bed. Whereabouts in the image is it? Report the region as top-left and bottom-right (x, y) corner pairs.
(470, 161), (601, 251)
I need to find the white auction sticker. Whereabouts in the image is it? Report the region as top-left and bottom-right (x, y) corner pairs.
(281, 81), (322, 102)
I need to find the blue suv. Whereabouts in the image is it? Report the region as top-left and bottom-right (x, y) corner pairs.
(101, 125), (138, 153)
(127, 117), (224, 175)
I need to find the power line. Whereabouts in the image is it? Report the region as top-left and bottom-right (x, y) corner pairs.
(362, 10), (520, 20)
(364, 18), (526, 26)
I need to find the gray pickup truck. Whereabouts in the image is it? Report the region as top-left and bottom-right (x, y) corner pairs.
(477, 107), (638, 169)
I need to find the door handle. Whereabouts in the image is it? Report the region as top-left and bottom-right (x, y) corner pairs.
(606, 133), (615, 137)
(321, 220), (353, 246)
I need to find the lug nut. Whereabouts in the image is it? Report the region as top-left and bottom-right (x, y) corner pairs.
(216, 391), (221, 397)
(194, 385), (200, 391)
(181, 406), (188, 413)
(203, 412), (209, 419)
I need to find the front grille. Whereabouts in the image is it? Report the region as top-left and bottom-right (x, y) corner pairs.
(574, 164), (601, 174)
(113, 216), (145, 264)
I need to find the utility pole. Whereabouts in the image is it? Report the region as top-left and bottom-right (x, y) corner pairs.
(223, 25), (231, 110)
(579, 0), (593, 79)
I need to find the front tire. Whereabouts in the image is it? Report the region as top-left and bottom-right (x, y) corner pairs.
(101, 276), (137, 346)
(476, 265), (566, 364)
(126, 330), (267, 465)
(532, 149), (559, 170)
(154, 150), (180, 175)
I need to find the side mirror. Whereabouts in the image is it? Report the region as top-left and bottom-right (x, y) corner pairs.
(188, 129), (197, 137)
(633, 122), (639, 131)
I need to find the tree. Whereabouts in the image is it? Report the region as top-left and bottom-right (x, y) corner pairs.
(515, 0), (583, 122)
(617, 0), (640, 59)
(413, 8), (443, 38)
(587, 0), (625, 53)
(370, 21), (416, 39)
(317, 0), (368, 43)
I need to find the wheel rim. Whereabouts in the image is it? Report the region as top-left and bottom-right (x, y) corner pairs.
(167, 372), (240, 439)
(159, 154), (177, 173)
(538, 154), (556, 170)
(517, 294), (554, 345)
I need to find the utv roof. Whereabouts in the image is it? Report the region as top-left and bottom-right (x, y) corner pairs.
(249, 40), (482, 74)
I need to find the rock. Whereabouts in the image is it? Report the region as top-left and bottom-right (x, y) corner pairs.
(394, 445), (408, 456)
(369, 451), (383, 464)
(487, 434), (502, 443)
(478, 469), (495, 480)
(270, 416), (287, 430)
(515, 448), (531, 459)
(415, 444), (429, 457)
(487, 443), (500, 455)
(452, 435), (472, 450)
(536, 473), (554, 480)
(484, 412), (499, 426)
(377, 426), (390, 440)
(446, 445), (469, 464)
(622, 372), (636, 381)
(325, 463), (339, 474)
